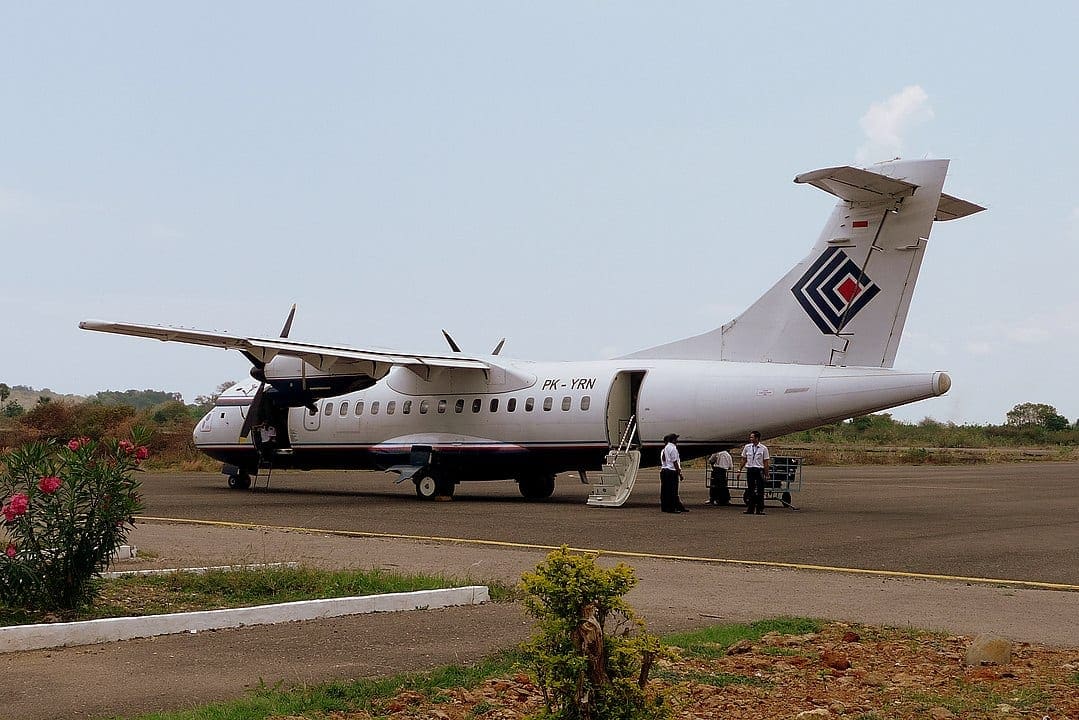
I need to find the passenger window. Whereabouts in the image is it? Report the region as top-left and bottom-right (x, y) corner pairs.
(561, 396), (571, 411)
(543, 397), (553, 411)
(339, 401), (349, 417)
(438, 399), (447, 413)
(525, 397), (535, 412)
(507, 398), (517, 412)
(489, 398), (499, 412)
(455, 398), (464, 413)
(371, 401), (379, 415)
(472, 398), (481, 413)
(403, 400), (412, 414)
(420, 400), (429, 414)
(581, 396), (590, 411)
(324, 402), (333, 416)
(386, 400), (396, 415)
(356, 400), (364, 416)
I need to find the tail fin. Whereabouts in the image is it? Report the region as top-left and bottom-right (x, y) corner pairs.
(626, 158), (983, 368)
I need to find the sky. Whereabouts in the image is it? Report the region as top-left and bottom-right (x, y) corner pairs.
(2, 3), (1077, 425)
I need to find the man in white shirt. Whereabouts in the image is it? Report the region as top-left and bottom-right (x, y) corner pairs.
(739, 431), (770, 515)
(706, 449), (733, 506)
(659, 433), (688, 513)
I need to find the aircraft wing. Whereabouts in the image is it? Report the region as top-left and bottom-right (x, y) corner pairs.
(78, 320), (491, 375)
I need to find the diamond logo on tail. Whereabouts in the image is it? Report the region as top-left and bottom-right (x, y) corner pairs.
(791, 248), (880, 334)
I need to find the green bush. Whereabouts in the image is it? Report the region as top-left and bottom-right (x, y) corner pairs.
(0, 430), (147, 614)
(520, 547), (668, 720)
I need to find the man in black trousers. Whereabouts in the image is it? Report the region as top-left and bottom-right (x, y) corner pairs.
(739, 431), (770, 515)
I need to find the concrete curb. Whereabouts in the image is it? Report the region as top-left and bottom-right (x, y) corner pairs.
(0, 586), (490, 653)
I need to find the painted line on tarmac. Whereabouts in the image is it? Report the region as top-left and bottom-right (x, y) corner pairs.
(137, 515), (1079, 593)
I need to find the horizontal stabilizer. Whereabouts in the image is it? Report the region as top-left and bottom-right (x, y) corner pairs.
(794, 165), (918, 203)
(934, 193), (986, 221)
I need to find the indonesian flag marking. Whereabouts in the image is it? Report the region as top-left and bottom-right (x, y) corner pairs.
(852, 220), (869, 228)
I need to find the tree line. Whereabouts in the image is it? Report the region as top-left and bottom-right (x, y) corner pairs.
(2, 381), (1077, 453)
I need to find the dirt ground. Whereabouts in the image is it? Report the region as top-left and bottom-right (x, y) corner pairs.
(336, 623), (1079, 720)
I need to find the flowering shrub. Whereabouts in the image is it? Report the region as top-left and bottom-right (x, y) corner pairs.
(520, 547), (669, 720)
(0, 430), (147, 613)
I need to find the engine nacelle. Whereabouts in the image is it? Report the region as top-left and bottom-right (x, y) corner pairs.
(251, 354), (387, 407)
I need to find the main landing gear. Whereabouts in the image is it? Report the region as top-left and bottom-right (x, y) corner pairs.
(517, 474), (555, 500)
(414, 474), (456, 500)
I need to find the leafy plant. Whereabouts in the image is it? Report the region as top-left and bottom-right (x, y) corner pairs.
(0, 430), (147, 614)
(519, 547), (669, 720)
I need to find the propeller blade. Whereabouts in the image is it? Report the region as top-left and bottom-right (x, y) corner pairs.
(239, 382), (266, 439)
(492, 338), (505, 355)
(442, 329), (462, 353)
(279, 304), (297, 338)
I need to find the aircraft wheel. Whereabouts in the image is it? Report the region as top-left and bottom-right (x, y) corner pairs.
(435, 477), (456, 498)
(415, 475), (438, 500)
(227, 473), (251, 490)
(518, 474), (555, 500)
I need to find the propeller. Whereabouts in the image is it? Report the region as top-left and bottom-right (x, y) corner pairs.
(240, 304), (296, 439)
(441, 329), (462, 353)
(442, 329), (506, 356)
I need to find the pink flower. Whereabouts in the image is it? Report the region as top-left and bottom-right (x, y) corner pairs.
(4, 543), (14, 558)
(135, 446), (150, 461)
(38, 476), (62, 494)
(67, 439), (81, 451)
(118, 439), (135, 454)
(3, 493), (28, 522)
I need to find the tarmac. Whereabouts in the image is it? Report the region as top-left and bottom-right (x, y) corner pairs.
(0, 462), (1076, 719)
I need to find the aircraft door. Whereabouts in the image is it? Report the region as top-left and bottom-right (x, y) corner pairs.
(605, 371), (645, 447)
(303, 401), (322, 431)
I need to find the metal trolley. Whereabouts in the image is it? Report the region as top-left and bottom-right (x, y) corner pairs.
(718, 456), (803, 510)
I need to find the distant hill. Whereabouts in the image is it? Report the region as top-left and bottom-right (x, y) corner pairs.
(1, 386), (87, 412)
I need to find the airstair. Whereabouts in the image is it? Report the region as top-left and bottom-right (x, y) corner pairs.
(586, 416), (641, 508)
(253, 445), (291, 489)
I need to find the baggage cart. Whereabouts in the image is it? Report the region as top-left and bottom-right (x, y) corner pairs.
(715, 455), (802, 509)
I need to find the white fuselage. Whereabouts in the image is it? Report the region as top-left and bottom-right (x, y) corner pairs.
(195, 356), (947, 481)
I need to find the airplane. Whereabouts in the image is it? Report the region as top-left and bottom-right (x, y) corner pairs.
(80, 158), (983, 504)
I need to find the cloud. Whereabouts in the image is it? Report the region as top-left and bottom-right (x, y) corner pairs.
(0, 187), (33, 215)
(856, 86), (934, 165)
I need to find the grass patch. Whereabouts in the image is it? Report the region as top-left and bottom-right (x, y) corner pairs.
(121, 648), (523, 720)
(664, 616), (823, 658)
(0, 565), (514, 626)
(908, 681), (1049, 714)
